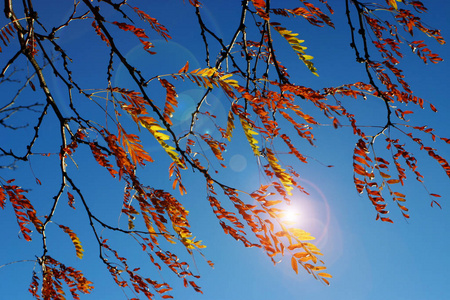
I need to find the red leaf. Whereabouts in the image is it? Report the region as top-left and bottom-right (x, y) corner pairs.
(430, 103), (437, 112)
(431, 200), (442, 209)
(380, 217), (394, 223)
(68, 192), (75, 209)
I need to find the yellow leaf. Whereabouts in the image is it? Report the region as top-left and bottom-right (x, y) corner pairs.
(240, 117), (260, 156)
(389, 0), (398, 10)
(271, 23), (319, 76)
(196, 67), (216, 77)
(59, 225), (84, 259)
(224, 79), (239, 88)
(195, 68), (207, 76)
(299, 256), (314, 262)
(265, 148), (294, 195)
(289, 228), (316, 241)
(284, 32), (299, 38)
(140, 118), (186, 169)
(226, 110), (235, 141)
(291, 45), (306, 52)
(204, 77), (214, 89)
(219, 73), (233, 80)
(303, 242), (321, 253)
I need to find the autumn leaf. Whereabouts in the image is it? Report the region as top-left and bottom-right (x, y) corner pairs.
(225, 110), (235, 141)
(291, 256), (299, 274)
(265, 148), (294, 195)
(271, 23), (319, 76)
(430, 103), (437, 112)
(160, 78), (178, 125)
(318, 272), (333, 278)
(289, 228), (315, 241)
(67, 192), (75, 209)
(59, 225), (84, 259)
(140, 117), (186, 169)
(178, 61), (189, 73)
(2, 182), (42, 240)
(4, 0), (450, 297)
(0, 185), (5, 209)
(388, 0), (400, 10)
(240, 117), (260, 156)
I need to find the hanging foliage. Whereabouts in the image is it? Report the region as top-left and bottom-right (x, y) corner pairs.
(0, 0), (448, 299)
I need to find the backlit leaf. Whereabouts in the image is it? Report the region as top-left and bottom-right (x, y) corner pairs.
(389, 0), (398, 10)
(271, 23), (319, 76)
(240, 117), (260, 156)
(59, 225), (84, 259)
(140, 118), (186, 169)
(318, 272), (333, 278)
(430, 103), (437, 112)
(178, 61), (189, 73)
(291, 256), (299, 274)
(265, 148), (294, 195)
(226, 110), (235, 141)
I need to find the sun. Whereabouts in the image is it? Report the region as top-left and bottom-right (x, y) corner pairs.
(281, 206), (301, 224)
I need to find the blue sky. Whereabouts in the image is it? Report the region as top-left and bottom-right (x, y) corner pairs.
(1, 1), (450, 299)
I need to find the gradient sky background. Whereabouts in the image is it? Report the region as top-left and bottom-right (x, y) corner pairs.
(1, 1), (450, 299)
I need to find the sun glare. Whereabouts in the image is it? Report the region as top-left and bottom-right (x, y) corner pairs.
(281, 206), (301, 224)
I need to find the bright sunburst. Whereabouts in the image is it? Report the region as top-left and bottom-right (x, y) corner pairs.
(281, 206), (301, 224)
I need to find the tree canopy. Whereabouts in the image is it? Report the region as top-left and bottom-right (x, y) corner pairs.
(1, 0), (449, 299)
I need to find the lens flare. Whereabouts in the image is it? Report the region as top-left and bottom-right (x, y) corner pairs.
(280, 206), (301, 224)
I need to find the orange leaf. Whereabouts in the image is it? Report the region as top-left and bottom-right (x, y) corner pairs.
(379, 172), (391, 179)
(178, 61), (189, 73)
(288, 243), (303, 251)
(393, 192), (405, 197)
(291, 256), (298, 274)
(380, 217), (394, 223)
(387, 179), (400, 184)
(318, 272), (332, 278)
(264, 200), (283, 207)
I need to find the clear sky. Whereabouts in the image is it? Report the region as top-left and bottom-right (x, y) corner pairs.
(1, 1), (450, 300)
